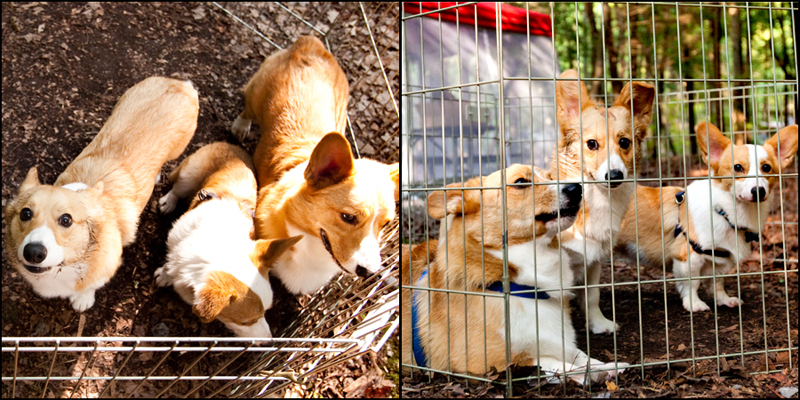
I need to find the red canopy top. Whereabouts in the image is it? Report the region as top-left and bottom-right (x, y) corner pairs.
(403, 2), (552, 37)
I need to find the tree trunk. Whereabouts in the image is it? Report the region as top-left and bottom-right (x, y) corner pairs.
(603, 3), (623, 94)
(585, 3), (603, 96)
(728, 3), (746, 133)
(712, 6), (723, 129)
(684, 45), (698, 156)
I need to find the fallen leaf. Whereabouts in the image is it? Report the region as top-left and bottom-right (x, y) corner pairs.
(677, 343), (686, 351)
(606, 381), (619, 391)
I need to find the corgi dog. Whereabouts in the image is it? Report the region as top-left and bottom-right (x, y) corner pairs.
(552, 69), (655, 334)
(230, 36), (399, 295)
(155, 142), (302, 337)
(407, 164), (627, 384)
(618, 122), (798, 312)
(4, 77), (198, 312)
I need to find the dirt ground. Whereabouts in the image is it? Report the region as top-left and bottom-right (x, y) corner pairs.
(2, 2), (399, 398)
(401, 170), (798, 397)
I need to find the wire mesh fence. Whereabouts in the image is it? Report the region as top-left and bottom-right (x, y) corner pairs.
(2, 2), (399, 398)
(401, 1), (797, 396)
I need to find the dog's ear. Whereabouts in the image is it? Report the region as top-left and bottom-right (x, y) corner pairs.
(696, 121), (729, 166)
(251, 235), (303, 276)
(19, 166), (41, 192)
(556, 69), (594, 133)
(305, 132), (354, 191)
(388, 163), (399, 202)
(765, 125), (798, 171)
(192, 274), (237, 323)
(427, 180), (477, 219)
(615, 81), (656, 141)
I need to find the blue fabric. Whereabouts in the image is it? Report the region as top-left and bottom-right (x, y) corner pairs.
(486, 281), (551, 299)
(411, 271), (428, 367)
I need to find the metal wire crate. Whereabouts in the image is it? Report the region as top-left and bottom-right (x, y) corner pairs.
(401, 2), (798, 396)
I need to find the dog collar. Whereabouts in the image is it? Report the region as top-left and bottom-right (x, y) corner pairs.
(319, 228), (350, 275)
(486, 281), (551, 300)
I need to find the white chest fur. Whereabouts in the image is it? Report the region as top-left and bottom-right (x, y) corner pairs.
(270, 223), (343, 294)
(685, 180), (767, 262)
(563, 182), (634, 265)
(23, 261), (88, 299)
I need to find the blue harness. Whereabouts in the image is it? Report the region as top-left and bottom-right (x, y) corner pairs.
(410, 270), (551, 367)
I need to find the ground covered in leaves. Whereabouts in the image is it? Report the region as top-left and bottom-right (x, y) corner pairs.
(2, 2), (399, 398)
(402, 166), (798, 396)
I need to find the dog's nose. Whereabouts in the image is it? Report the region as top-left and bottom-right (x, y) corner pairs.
(23, 243), (47, 264)
(751, 187), (767, 202)
(605, 169), (625, 181)
(355, 265), (374, 279)
(562, 183), (582, 203)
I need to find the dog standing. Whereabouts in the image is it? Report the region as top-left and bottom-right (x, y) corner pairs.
(155, 142), (302, 337)
(4, 77), (198, 311)
(618, 122), (798, 312)
(231, 36), (399, 294)
(551, 69), (656, 334)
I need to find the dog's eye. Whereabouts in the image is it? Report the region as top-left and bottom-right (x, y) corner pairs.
(761, 164), (772, 173)
(587, 139), (599, 150)
(59, 214), (73, 228)
(341, 213), (357, 225)
(734, 164), (744, 173)
(513, 177), (530, 188)
(20, 208), (33, 221)
(619, 138), (631, 149)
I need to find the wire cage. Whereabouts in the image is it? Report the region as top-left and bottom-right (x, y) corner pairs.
(2, 2), (399, 398)
(401, 1), (797, 396)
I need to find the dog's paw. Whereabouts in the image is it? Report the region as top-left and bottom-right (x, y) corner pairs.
(70, 291), (96, 312)
(589, 318), (619, 335)
(718, 296), (743, 308)
(230, 115), (253, 143)
(159, 191), (178, 214)
(154, 267), (171, 287)
(683, 297), (710, 312)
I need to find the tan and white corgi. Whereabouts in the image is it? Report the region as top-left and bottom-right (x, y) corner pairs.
(406, 164), (627, 384)
(552, 69), (656, 334)
(4, 77), (198, 312)
(618, 122), (798, 312)
(230, 36), (399, 294)
(155, 142), (302, 337)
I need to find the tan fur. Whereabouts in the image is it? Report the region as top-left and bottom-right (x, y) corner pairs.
(239, 36), (350, 186)
(165, 142), (257, 224)
(4, 77), (198, 310)
(617, 185), (683, 265)
(400, 240), (437, 372)
(412, 165), (571, 374)
(232, 36), (399, 293)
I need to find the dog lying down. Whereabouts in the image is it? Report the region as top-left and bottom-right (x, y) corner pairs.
(403, 164), (628, 385)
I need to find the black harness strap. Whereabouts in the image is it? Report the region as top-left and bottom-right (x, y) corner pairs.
(673, 190), (732, 258)
(714, 205), (761, 243)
